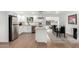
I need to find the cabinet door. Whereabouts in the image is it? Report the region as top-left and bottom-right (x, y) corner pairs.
(19, 26), (23, 34)
(19, 26), (32, 34)
(26, 26), (32, 33)
(23, 26), (27, 32)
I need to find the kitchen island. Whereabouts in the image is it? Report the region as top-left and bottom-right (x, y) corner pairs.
(35, 26), (50, 43)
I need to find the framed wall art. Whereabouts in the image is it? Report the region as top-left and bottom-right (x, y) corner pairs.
(68, 14), (77, 24)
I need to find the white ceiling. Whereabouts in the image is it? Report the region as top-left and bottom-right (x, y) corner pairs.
(9, 11), (78, 16)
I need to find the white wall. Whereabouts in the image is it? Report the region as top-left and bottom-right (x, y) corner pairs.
(59, 11), (79, 39)
(59, 14), (66, 26)
(65, 12), (79, 35)
(0, 11), (9, 42)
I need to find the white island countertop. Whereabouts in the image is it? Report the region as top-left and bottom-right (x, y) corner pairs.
(35, 26), (50, 43)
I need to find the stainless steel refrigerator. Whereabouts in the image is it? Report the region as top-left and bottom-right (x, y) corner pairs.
(9, 15), (19, 41)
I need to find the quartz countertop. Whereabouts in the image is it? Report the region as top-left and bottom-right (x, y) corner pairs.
(35, 26), (51, 30)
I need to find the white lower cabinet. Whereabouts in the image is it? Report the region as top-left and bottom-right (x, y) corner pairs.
(18, 26), (32, 34)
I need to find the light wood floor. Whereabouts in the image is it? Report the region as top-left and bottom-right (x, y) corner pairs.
(9, 33), (47, 48)
(0, 33), (79, 48)
(9, 33), (79, 48)
(0, 43), (9, 48)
